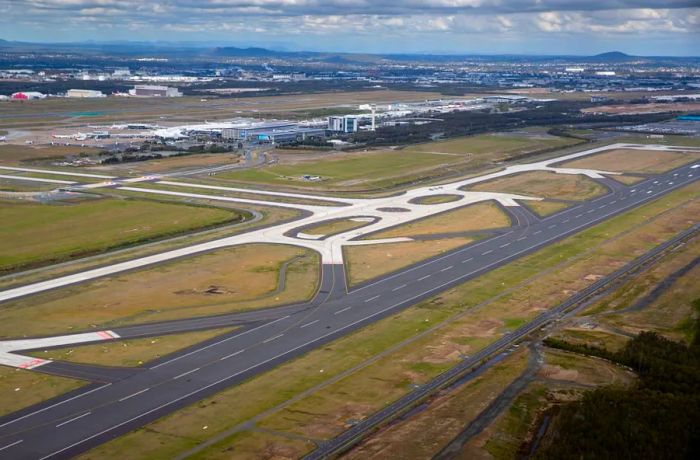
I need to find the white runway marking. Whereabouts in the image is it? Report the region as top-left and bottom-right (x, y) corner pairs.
(55, 412), (91, 428)
(0, 440), (22, 452)
(173, 368), (200, 380)
(300, 320), (319, 329)
(263, 334), (284, 344)
(220, 350), (246, 360)
(119, 388), (149, 402)
(334, 307), (352, 315)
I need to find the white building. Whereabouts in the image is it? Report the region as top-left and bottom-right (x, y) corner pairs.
(328, 115), (358, 133)
(128, 85), (182, 97)
(66, 89), (106, 98)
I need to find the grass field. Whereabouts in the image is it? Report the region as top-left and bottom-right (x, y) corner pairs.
(77, 181), (700, 460)
(0, 244), (319, 338)
(0, 367), (84, 417)
(369, 201), (511, 239)
(344, 237), (473, 285)
(29, 328), (237, 367)
(410, 194), (463, 205)
(0, 197), (241, 273)
(404, 132), (580, 158)
(302, 218), (371, 237)
(524, 200), (571, 217)
(213, 133), (581, 192)
(0, 145), (101, 164)
(559, 148), (700, 174)
(342, 350), (531, 459)
(216, 149), (468, 190)
(101, 153), (240, 175)
(466, 171), (607, 201)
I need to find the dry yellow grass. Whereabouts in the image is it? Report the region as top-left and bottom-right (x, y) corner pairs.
(560, 149), (700, 174)
(105, 154), (239, 174)
(612, 175), (646, 185)
(302, 218), (370, 237)
(340, 350), (530, 460)
(525, 200), (571, 217)
(370, 202), (511, 239)
(0, 244), (319, 338)
(344, 237), (473, 285)
(29, 328), (237, 367)
(467, 171), (607, 201)
(0, 367), (84, 417)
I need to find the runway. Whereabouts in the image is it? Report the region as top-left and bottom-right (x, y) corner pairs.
(0, 156), (696, 458)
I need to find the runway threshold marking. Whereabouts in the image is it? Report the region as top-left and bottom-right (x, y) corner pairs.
(0, 440), (22, 452)
(220, 350), (245, 360)
(56, 412), (91, 428)
(118, 388), (149, 402)
(300, 320), (319, 329)
(334, 307), (352, 315)
(173, 368), (200, 380)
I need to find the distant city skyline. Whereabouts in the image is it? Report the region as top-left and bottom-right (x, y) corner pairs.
(0, 1), (697, 56)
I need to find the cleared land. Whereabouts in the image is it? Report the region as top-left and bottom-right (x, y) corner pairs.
(369, 201), (511, 239)
(559, 148), (700, 174)
(0, 367), (84, 417)
(0, 244), (319, 338)
(465, 171), (607, 201)
(0, 197), (240, 273)
(77, 181), (700, 460)
(344, 237), (473, 285)
(342, 350), (531, 459)
(28, 328), (236, 367)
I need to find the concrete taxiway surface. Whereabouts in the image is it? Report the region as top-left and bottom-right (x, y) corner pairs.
(0, 144), (697, 459)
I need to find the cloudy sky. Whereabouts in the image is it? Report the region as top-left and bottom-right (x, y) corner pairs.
(0, 1), (698, 55)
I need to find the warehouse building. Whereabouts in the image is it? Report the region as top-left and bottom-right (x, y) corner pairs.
(221, 121), (299, 141)
(66, 89), (106, 98)
(128, 85), (182, 97)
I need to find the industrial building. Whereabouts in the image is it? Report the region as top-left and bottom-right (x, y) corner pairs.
(254, 127), (327, 144)
(128, 85), (182, 97)
(66, 89), (106, 98)
(328, 115), (358, 133)
(221, 121), (299, 141)
(11, 91), (46, 100)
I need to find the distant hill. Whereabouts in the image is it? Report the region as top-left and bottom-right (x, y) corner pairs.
(589, 51), (638, 62)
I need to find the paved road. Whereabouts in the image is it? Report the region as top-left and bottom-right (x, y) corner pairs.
(0, 162), (697, 459)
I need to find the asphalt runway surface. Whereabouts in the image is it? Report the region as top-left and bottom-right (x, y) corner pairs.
(0, 161), (697, 459)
